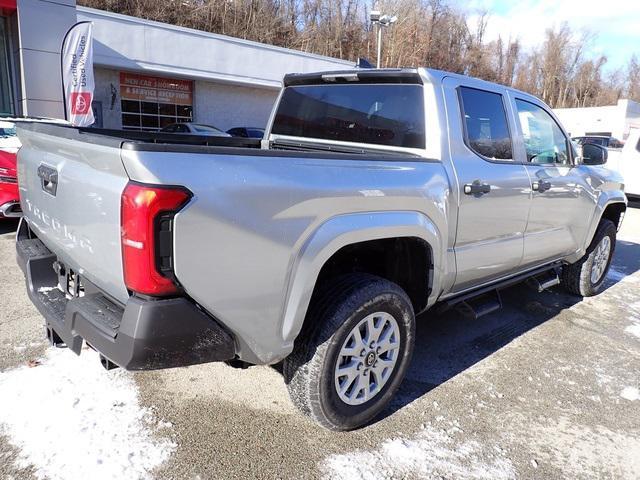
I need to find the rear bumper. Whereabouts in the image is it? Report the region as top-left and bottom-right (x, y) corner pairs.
(0, 182), (20, 217)
(0, 200), (22, 217)
(16, 219), (236, 370)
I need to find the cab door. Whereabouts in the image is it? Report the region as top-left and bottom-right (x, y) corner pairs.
(509, 96), (597, 266)
(443, 78), (532, 293)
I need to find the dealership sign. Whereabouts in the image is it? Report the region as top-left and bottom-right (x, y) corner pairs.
(61, 21), (95, 127)
(120, 73), (193, 105)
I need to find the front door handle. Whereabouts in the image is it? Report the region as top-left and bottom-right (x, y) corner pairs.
(532, 180), (552, 193)
(464, 182), (491, 196)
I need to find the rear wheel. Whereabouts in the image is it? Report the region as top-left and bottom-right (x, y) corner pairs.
(561, 219), (617, 296)
(283, 274), (415, 431)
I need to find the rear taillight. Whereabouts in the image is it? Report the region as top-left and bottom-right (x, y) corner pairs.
(121, 182), (191, 296)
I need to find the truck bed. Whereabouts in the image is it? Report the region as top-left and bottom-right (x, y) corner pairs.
(76, 125), (263, 149)
(16, 120), (448, 364)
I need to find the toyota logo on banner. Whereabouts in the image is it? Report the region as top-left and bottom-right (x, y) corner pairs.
(61, 22), (95, 127)
(71, 92), (92, 115)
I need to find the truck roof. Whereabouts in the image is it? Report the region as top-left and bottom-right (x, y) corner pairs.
(282, 67), (540, 104)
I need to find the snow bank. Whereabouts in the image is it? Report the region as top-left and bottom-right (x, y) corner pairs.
(0, 348), (174, 480)
(321, 425), (515, 480)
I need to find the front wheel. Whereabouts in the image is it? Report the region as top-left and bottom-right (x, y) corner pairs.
(283, 274), (415, 431)
(561, 219), (617, 296)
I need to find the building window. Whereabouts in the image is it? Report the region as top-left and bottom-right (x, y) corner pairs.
(0, 17), (14, 115)
(119, 72), (192, 131)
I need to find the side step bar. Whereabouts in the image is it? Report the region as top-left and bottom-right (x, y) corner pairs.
(526, 270), (561, 292)
(437, 262), (562, 319)
(455, 290), (502, 320)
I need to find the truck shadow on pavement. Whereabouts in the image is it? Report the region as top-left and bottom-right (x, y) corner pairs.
(383, 238), (640, 418)
(0, 219), (19, 235)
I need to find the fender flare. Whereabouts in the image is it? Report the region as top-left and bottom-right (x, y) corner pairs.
(279, 210), (444, 345)
(569, 192), (627, 263)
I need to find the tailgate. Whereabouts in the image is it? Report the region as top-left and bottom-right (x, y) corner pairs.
(16, 123), (130, 304)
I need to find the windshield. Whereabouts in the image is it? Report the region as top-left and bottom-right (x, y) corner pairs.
(271, 84), (425, 149)
(0, 124), (16, 138)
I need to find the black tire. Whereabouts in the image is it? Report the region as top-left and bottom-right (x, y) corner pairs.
(283, 273), (415, 431)
(561, 219), (617, 297)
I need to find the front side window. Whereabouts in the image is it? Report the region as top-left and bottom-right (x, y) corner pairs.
(272, 84), (425, 149)
(515, 99), (570, 165)
(458, 87), (513, 161)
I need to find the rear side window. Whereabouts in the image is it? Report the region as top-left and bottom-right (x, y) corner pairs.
(458, 87), (513, 161)
(271, 84), (425, 149)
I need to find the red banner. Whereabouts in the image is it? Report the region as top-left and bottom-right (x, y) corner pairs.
(120, 72), (192, 105)
(0, 0), (17, 13)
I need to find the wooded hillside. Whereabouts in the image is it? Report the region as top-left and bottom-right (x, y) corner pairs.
(79, 0), (640, 108)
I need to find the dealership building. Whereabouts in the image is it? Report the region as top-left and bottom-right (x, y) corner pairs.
(0, 0), (352, 131)
(554, 99), (640, 142)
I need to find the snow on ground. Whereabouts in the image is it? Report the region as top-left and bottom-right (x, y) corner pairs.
(625, 300), (640, 338)
(626, 322), (640, 339)
(0, 347), (175, 480)
(620, 387), (640, 401)
(321, 424), (515, 480)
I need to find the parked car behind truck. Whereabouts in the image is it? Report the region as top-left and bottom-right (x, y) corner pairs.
(0, 120), (21, 218)
(15, 68), (626, 430)
(572, 135), (625, 149)
(604, 128), (640, 198)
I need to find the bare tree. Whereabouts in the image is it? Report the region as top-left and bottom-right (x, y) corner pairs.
(79, 0), (639, 108)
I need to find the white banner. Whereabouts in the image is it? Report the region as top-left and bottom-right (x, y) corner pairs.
(61, 22), (95, 127)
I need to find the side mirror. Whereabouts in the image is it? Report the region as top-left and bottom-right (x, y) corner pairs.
(581, 143), (608, 165)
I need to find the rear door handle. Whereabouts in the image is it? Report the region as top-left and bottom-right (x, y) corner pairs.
(464, 182), (491, 196)
(532, 180), (551, 193)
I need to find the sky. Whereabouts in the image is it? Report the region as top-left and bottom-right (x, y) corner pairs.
(463, 0), (640, 71)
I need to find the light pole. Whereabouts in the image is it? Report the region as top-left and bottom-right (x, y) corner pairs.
(370, 10), (397, 68)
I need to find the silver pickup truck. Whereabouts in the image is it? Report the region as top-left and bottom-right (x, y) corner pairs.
(15, 68), (626, 430)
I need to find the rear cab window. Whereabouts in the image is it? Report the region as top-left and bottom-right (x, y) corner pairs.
(271, 84), (426, 150)
(458, 87), (513, 161)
